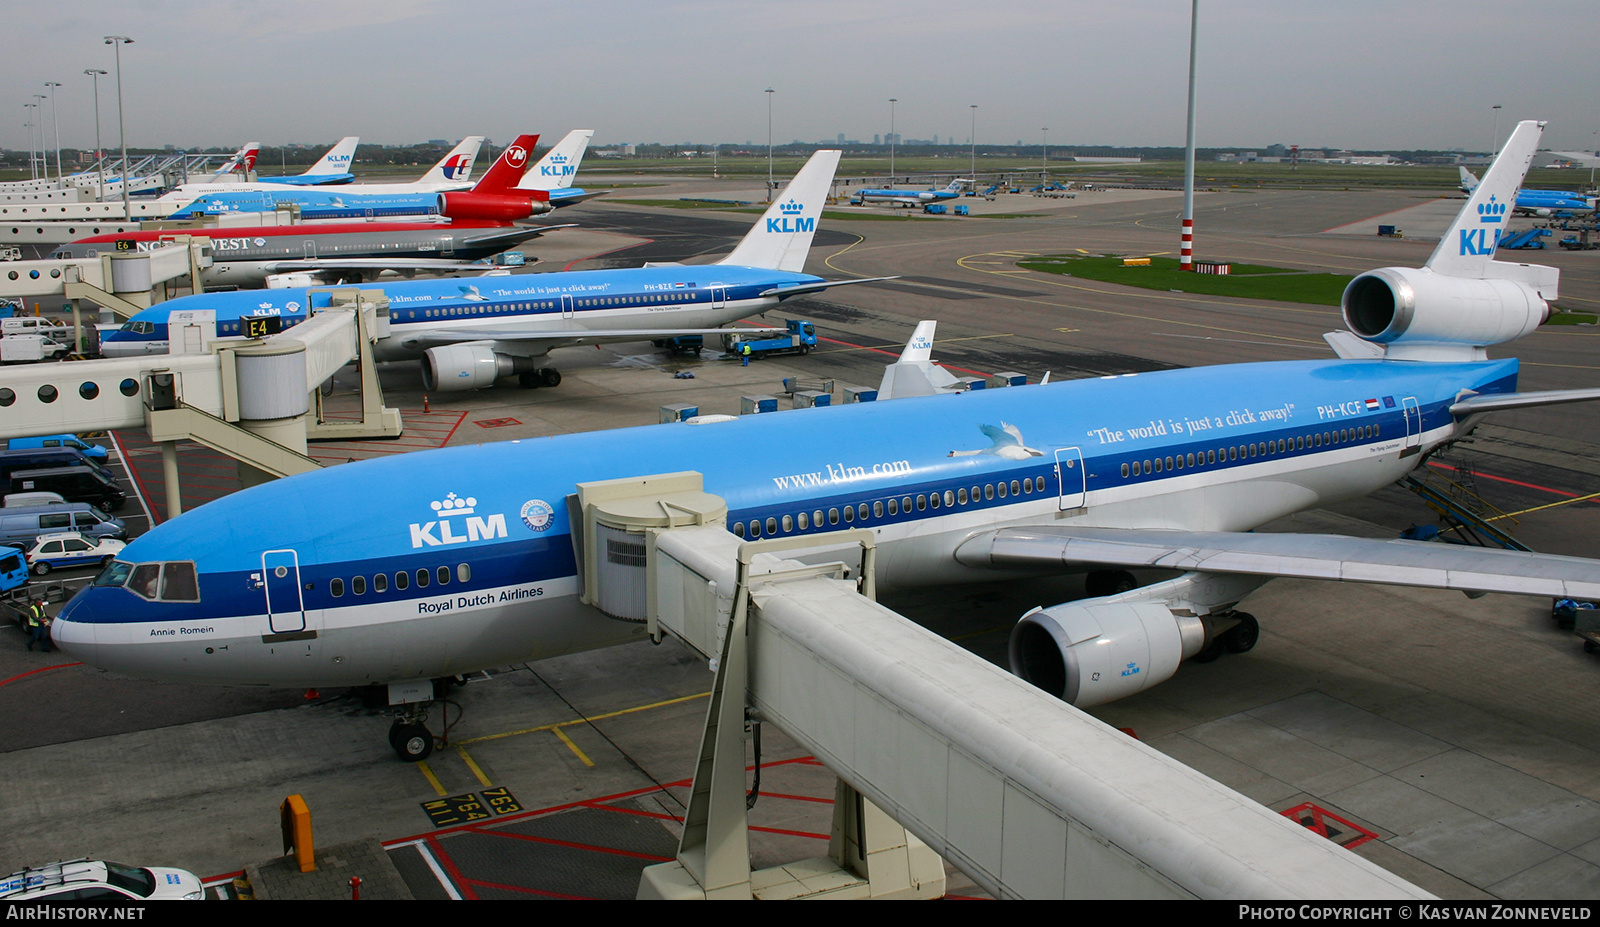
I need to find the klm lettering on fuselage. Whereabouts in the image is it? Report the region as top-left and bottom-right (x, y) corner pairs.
(1460, 196), (1508, 256)
(409, 493), (508, 548)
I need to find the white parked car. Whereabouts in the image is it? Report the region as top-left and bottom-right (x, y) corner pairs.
(25, 531), (126, 574)
(0, 858), (204, 901)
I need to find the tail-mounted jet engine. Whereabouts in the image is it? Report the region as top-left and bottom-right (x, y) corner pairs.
(1341, 267), (1549, 349)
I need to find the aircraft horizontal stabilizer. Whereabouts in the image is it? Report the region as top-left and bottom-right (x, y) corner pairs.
(1448, 388), (1600, 416)
(953, 525), (1600, 599)
(758, 276), (900, 299)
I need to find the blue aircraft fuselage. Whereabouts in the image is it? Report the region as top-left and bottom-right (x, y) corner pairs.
(52, 356), (1516, 687)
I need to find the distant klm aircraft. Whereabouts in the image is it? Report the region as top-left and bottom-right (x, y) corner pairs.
(255, 136), (361, 186)
(1458, 166), (1595, 217)
(55, 122), (1600, 763)
(852, 178), (966, 207)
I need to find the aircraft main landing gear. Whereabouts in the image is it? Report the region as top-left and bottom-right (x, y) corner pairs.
(518, 367), (563, 389)
(1191, 611), (1259, 665)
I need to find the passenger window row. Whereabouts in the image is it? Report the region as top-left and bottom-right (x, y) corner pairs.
(0, 378), (141, 408)
(1118, 424), (1382, 478)
(732, 475), (1049, 540)
(329, 563), (471, 598)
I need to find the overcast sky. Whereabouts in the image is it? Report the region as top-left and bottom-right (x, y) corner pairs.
(6, 1), (1596, 156)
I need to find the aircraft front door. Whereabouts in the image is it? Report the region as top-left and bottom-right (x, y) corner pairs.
(1402, 397), (1422, 451)
(1055, 447), (1086, 511)
(710, 284), (727, 310)
(561, 294), (575, 320)
(262, 549), (306, 634)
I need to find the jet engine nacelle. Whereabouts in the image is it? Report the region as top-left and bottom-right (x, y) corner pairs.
(440, 192), (552, 222)
(1008, 600), (1205, 707)
(421, 344), (534, 391)
(1342, 266), (1548, 348)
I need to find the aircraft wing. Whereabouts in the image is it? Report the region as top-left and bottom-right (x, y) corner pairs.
(397, 326), (782, 351)
(953, 525), (1600, 599)
(760, 276), (901, 299)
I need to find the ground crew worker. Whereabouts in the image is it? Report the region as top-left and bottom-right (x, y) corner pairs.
(741, 342), (752, 367)
(25, 599), (51, 653)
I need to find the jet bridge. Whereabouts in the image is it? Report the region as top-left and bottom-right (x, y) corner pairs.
(572, 473), (1430, 900)
(1, 236), (212, 319)
(0, 288), (400, 514)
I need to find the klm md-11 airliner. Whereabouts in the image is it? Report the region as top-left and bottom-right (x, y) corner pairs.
(54, 122), (1600, 761)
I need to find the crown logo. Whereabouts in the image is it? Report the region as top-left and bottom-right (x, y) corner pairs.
(779, 199), (804, 215)
(1477, 196), (1507, 222)
(550, 154), (568, 164)
(431, 492), (476, 516)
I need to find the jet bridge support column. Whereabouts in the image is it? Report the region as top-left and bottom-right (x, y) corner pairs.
(232, 340), (310, 489)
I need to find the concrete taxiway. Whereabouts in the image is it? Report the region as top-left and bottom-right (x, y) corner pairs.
(2, 180), (1598, 899)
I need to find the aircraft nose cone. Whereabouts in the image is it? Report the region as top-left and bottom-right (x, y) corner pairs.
(50, 596), (103, 664)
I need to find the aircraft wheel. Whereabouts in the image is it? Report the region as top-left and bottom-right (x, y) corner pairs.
(393, 723), (434, 762)
(1084, 569), (1136, 598)
(31, 562), (50, 576)
(539, 367), (562, 388)
(1222, 612), (1260, 653)
(518, 371), (541, 389)
(1191, 637), (1225, 664)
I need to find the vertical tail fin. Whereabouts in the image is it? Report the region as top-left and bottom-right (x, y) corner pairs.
(470, 134), (540, 194)
(517, 130), (593, 191)
(1427, 120), (1541, 278)
(417, 136), (485, 185)
(876, 320), (963, 399)
(1458, 166), (1480, 194)
(720, 149), (841, 272)
(209, 143), (259, 181)
(301, 137), (359, 178)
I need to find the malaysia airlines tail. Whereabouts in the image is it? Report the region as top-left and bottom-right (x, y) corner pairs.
(720, 149), (841, 272)
(208, 142), (260, 181)
(516, 130), (594, 192)
(415, 136), (485, 185)
(469, 134), (541, 195)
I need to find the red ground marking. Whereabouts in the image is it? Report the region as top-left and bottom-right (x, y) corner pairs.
(750, 825), (830, 841)
(484, 829), (673, 863)
(1118, 727), (1139, 739)
(0, 662), (83, 687)
(580, 802), (682, 823)
(460, 878), (591, 900)
(1427, 461), (1600, 504)
(1280, 802), (1378, 850)
(425, 835), (476, 901)
(757, 790), (836, 805)
(474, 418), (522, 429)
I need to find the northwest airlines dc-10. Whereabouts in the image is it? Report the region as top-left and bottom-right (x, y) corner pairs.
(55, 122), (1600, 761)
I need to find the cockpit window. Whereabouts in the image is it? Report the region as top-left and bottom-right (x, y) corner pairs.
(101, 560), (200, 602)
(94, 560), (133, 588)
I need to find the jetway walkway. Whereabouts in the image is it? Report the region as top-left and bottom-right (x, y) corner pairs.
(0, 289), (400, 513)
(574, 473), (1431, 900)
(2, 236), (211, 319)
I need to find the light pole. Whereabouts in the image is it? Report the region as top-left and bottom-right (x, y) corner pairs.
(31, 96), (45, 179)
(889, 97), (898, 185)
(1041, 127), (1048, 183)
(765, 87), (775, 202)
(1490, 104), (1503, 156)
(23, 103), (38, 180)
(1181, 0), (1199, 271)
(85, 69), (106, 202)
(970, 104), (977, 183)
(104, 36), (133, 220)
(44, 82), (62, 184)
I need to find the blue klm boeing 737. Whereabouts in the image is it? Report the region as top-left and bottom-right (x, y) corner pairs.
(53, 122), (1600, 762)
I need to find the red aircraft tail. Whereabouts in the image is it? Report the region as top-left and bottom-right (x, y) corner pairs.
(470, 134), (539, 195)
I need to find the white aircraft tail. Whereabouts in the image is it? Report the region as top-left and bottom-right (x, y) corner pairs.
(517, 130), (594, 192)
(302, 137), (359, 178)
(209, 143), (259, 181)
(720, 149), (841, 273)
(876, 320), (963, 400)
(416, 136), (484, 185)
(1426, 120), (1554, 289)
(1458, 165), (1480, 194)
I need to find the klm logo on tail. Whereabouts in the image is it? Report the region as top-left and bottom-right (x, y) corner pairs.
(767, 199), (814, 234)
(539, 154), (574, 178)
(1459, 196), (1508, 256)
